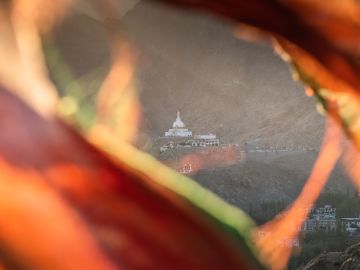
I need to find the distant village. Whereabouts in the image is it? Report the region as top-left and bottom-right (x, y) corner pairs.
(256, 204), (360, 249)
(301, 205), (360, 235)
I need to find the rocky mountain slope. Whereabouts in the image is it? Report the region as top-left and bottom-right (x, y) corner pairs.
(124, 1), (325, 148)
(50, 1), (350, 209)
(53, 1), (325, 149)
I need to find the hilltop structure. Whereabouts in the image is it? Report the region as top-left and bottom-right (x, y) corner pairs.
(164, 111), (192, 137)
(161, 111), (220, 153)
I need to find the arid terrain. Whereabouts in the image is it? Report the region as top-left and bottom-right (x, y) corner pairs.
(51, 1), (351, 211)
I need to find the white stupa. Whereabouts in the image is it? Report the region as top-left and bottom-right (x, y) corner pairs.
(165, 111), (192, 137)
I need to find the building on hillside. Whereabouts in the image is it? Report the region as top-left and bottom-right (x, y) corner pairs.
(190, 133), (220, 147)
(160, 111), (220, 152)
(313, 205), (336, 220)
(316, 219), (337, 232)
(302, 205), (337, 232)
(340, 217), (360, 234)
(164, 111), (192, 137)
(302, 219), (318, 232)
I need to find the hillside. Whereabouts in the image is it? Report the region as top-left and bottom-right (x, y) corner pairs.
(49, 2), (349, 209)
(156, 149), (349, 210)
(122, 2), (326, 148)
(53, 1), (325, 148)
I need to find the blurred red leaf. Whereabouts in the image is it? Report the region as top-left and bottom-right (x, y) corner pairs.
(0, 86), (261, 269)
(5, 0), (360, 269)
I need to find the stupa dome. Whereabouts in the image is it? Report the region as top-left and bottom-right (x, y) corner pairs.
(165, 111), (192, 137)
(172, 111), (185, 128)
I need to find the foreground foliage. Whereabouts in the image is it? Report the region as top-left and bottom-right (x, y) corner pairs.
(2, 0), (360, 269)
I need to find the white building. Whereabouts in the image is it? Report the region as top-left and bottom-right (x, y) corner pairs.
(340, 217), (360, 234)
(160, 111), (220, 152)
(194, 133), (217, 140)
(165, 111), (193, 137)
(191, 133), (219, 146)
(313, 205), (336, 220)
(302, 219), (318, 232)
(301, 205), (337, 232)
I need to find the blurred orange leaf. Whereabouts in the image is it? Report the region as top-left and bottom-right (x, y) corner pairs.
(0, 86), (262, 269)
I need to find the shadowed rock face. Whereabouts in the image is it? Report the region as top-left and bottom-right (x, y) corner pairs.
(298, 243), (360, 270)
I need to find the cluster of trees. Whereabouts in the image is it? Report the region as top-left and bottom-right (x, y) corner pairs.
(248, 199), (288, 224)
(288, 231), (358, 269)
